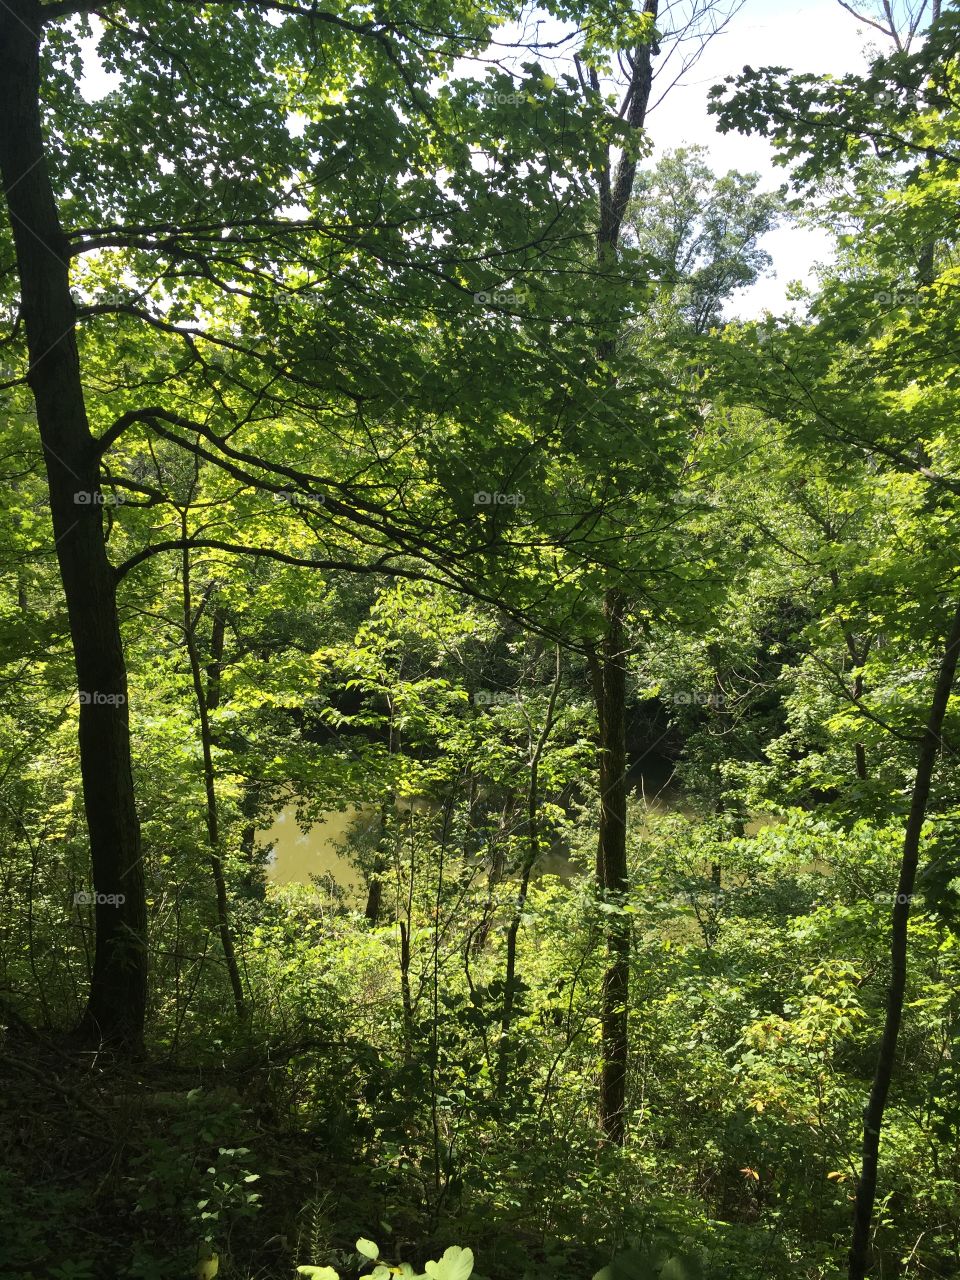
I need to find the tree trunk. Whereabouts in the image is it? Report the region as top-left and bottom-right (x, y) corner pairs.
(495, 646), (562, 1095)
(595, 590), (630, 1142)
(0, 0), (147, 1050)
(587, 1), (657, 1140)
(206, 606), (226, 711)
(181, 546), (246, 1019)
(399, 918), (413, 1050)
(848, 599), (960, 1279)
(366, 712), (397, 924)
(364, 802), (391, 924)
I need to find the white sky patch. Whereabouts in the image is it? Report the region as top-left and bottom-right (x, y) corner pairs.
(78, 18), (121, 101)
(641, 0), (872, 317)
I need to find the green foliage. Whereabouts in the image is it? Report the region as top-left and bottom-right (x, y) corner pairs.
(298, 1240), (475, 1279)
(4, 2), (960, 1279)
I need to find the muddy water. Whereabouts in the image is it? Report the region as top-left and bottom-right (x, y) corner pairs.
(259, 798), (437, 889)
(258, 804), (374, 889)
(257, 792), (719, 891)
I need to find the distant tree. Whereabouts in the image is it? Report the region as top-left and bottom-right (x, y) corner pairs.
(624, 146), (784, 335)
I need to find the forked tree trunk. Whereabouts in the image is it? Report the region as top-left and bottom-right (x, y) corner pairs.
(0, 0), (147, 1050)
(848, 599), (960, 1279)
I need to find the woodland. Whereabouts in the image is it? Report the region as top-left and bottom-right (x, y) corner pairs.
(0, 0), (958, 1277)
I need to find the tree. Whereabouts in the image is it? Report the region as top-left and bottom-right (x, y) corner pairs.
(0, 0), (621, 1048)
(709, 6), (960, 1268)
(0, 0), (147, 1048)
(624, 145), (783, 335)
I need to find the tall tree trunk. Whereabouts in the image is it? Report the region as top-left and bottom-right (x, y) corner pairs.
(831, 571), (870, 783)
(587, 0), (658, 1142)
(0, 0), (146, 1050)
(595, 590), (630, 1141)
(206, 606), (226, 711)
(472, 798), (512, 955)
(848, 599), (960, 1280)
(365, 710), (397, 924)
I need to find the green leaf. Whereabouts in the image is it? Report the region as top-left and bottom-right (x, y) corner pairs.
(357, 1239), (380, 1261)
(424, 1247), (474, 1280)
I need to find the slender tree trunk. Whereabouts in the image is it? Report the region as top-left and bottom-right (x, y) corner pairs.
(586, 649), (607, 884)
(399, 918), (413, 1049)
(207, 606), (226, 711)
(0, 0), (146, 1050)
(848, 599), (960, 1280)
(842, 618), (869, 781)
(181, 545), (246, 1019)
(366, 712), (397, 924)
(472, 800), (512, 955)
(853, 682), (868, 782)
(398, 809), (416, 1054)
(496, 647), (561, 1095)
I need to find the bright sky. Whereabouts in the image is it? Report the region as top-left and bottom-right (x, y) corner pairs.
(642, 0), (874, 316)
(79, 0), (880, 318)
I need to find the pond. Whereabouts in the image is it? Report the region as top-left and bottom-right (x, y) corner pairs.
(256, 789), (706, 893)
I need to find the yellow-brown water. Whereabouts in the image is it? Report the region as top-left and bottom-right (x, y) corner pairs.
(258, 797), (779, 890)
(259, 804), (372, 889)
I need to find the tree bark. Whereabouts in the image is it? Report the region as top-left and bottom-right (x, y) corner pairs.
(365, 710), (397, 924)
(595, 590), (630, 1141)
(848, 598), (960, 1279)
(0, 0), (147, 1050)
(364, 802), (390, 924)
